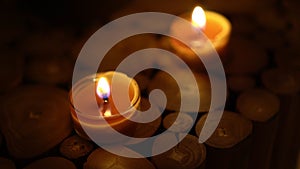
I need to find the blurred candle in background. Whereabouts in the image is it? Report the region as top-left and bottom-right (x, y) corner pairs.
(170, 6), (232, 72)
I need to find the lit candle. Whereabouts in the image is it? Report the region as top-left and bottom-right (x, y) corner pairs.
(69, 71), (141, 143)
(170, 6), (231, 72)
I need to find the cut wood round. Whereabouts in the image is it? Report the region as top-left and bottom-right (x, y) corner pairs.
(147, 70), (212, 112)
(195, 111), (252, 148)
(225, 38), (269, 75)
(84, 148), (155, 169)
(0, 157), (16, 169)
(261, 68), (300, 95)
(23, 157), (76, 169)
(0, 85), (72, 159)
(25, 57), (73, 85)
(236, 88), (280, 122)
(227, 75), (256, 93)
(151, 134), (206, 169)
(59, 135), (94, 159)
(130, 98), (162, 140)
(163, 112), (193, 133)
(0, 48), (24, 93)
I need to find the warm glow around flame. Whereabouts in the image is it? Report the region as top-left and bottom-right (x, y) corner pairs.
(103, 109), (112, 117)
(96, 77), (110, 100)
(192, 6), (206, 29)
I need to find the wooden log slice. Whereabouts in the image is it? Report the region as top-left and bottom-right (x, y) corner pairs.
(59, 135), (94, 159)
(0, 85), (72, 159)
(131, 98), (162, 138)
(195, 111), (252, 148)
(148, 71), (212, 112)
(23, 157), (76, 169)
(84, 148), (155, 169)
(236, 88), (280, 122)
(261, 68), (300, 95)
(151, 134), (206, 169)
(163, 112), (194, 133)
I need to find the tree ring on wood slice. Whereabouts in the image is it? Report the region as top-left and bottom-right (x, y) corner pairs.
(151, 134), (206, 169)
(25, 57), (73, 85)
(195, 111), (252, 148)
(84, 148), (155, 169)
(0, 85), (72, 159)
(225, 37), (269, 75)
(59, 135), (94, 159)
(147, 71), (212, 112)
(23, 157), (76, 169)
(236, 88), (280, 122)
(0, 157), (16, 169)
(261, 68), (300, 95)
(0, 48), (24, 93)
(163, 112), (193, 133)
(227, 75), (256, 93)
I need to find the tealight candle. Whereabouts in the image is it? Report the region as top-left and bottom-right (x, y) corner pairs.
(170, 6), (231, 72)
(69, 71), (141, 143)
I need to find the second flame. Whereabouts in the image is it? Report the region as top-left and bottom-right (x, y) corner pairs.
(192, 6), (206, 30)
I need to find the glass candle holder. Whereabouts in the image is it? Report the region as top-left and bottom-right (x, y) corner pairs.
(69, 71), (141, 144)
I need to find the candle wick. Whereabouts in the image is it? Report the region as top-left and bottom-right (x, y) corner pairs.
(100, 98), (111, 117)
(103, 97), (109, 103)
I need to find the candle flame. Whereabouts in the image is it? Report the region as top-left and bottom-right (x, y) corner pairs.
(192, 6), (206, 29)
(96, 77), (110, 100)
